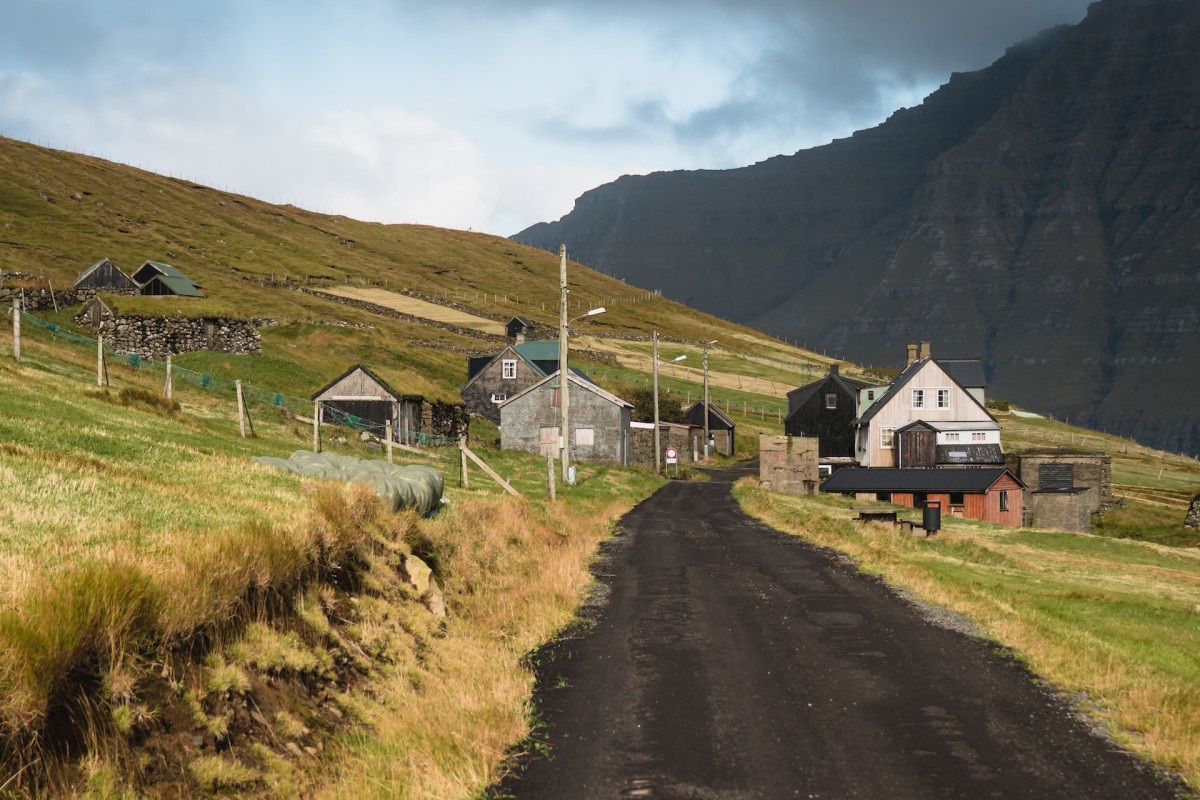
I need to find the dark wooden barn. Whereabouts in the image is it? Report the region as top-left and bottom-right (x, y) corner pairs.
(784, 365), (872, 458)
(505, 316), (538, 343)
(684, 401), (736, 456)
(312, 365), (424, 442)
(73, 258), (139, 291)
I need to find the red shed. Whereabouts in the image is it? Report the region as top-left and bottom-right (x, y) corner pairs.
(820, 467), (1025, 527)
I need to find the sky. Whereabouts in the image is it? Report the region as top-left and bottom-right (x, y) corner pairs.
(0, 0), (1095, 237)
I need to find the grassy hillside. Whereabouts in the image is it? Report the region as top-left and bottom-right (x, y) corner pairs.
(3, 136), (1200, 797)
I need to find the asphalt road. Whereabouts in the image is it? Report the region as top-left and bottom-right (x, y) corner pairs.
(490, 468), (1188, 800)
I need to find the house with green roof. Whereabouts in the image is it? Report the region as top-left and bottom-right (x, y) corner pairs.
(131, 260), (205, 298)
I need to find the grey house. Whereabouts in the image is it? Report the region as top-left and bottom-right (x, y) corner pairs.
(461, 344), (549, 424)
(499, 371), (632, 466)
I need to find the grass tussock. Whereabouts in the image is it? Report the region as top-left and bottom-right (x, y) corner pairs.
(733, 478), (1200, 791)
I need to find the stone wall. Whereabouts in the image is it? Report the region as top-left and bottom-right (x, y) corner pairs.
(1, 275), (137, 311)
(630, 424), (701, 470)
(76, 306), (263, 359)
(1186, 492), (1200, 529)
(759, 435), (820, 496)
(1007, 449), (1112, 513)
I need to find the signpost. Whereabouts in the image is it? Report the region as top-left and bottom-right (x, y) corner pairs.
(665, 446), (679, 478)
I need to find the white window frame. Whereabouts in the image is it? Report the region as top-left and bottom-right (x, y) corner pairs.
(972, 431), (987, 442)
(944, 432), (960, 442)
(880, 427), (895, 449)
(937, 388), (951, 409)
(501, 359), (518, 380)
(490, 393), (507, 404)
(911, 389), (925, 409)
(825, 393), (838, 409)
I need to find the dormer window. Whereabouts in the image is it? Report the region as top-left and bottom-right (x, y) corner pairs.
(501, 359), (517, 380)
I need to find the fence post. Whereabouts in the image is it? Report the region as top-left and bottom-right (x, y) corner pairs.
(386, 419), (393, 463)
(459, 436), (469, 489)
(97, 335), (107, 387)
(165, 354), (173, 400)
(313, 401), (321, 453)
(546, 453), (556, 501)
(236, 380), (246, 437)
(12, 294), (20, 363)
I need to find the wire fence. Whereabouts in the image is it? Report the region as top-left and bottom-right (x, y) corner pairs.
(13, 308), (461, 445)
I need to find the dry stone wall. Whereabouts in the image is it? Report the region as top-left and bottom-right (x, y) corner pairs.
(75, 306), (264, 359)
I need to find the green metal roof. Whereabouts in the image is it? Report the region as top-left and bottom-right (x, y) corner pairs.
(143, 274), (205, 298)
(514, 340), (561, 362)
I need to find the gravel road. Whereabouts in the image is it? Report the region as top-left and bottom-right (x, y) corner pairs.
(491, 469), (1188, 799)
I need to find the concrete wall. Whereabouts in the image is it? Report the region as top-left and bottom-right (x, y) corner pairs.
(500, 377), (630, 466)
(759, 435), (820, 496)
(1028, 489), (1095, 533)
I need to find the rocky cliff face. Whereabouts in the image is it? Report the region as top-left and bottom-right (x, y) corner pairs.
(516, 0), (1200, 455)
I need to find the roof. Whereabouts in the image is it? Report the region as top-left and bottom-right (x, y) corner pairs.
(684, 401), (735, 429)
(787, 371), (873, 407)
(821, 467), (1023, 493)
(311, 364), (401, 402)
(499, 369), (632, 410)
(938, 359), (987, 389)
(463, 344), (547, 390)
(73, 257), (117, 286)
(513, 340), (562, 363)
(507, 316), (536, 328)
(855, 357), (995, 427)
(141, 274), (206, 298)
(895, 419), (1000, 433)
(936, 444), (1005, 465)
(136, 260), (191, 280)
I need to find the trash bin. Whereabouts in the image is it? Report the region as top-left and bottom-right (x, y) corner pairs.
(923, 500), (941, 533)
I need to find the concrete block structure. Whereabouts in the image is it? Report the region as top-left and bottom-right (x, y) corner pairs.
(759, 435), (820, 496)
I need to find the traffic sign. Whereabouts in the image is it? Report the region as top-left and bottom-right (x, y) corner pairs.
(665, 447), (678, 464)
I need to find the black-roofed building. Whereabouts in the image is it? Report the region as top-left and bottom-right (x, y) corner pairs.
(784, 364), (874, 458)
(684, 401), (736, 456)
(821, 467), (1024, 527)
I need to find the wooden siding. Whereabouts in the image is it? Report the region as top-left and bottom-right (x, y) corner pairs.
(849, 477), (1023, 527)
(860, 361), (994, 467)
(74, 259), (138, 290)
(784, 376), (857, 458)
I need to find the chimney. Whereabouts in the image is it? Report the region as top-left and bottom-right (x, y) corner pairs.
(919, 340), (931, 360)
(906, 343), (918, 365)
(829, 363), (840, 376)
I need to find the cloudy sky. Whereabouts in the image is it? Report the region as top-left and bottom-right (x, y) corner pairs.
(0, 0), (1094, 236)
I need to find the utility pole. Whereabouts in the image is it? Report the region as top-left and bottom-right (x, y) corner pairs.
(653, 331), (661, 474)
(703, 340), (716, 457)
(558, 244), (570, 483)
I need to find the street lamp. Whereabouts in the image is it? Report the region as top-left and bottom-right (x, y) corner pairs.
(703, 340), (717, 458)
(557, 245), (606, 484)
(652, 330), (686, 474)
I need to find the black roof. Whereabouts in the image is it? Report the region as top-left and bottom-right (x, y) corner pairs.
(786, 371), (873, 407)
(936, 444), (1005, 465)
(821, 467), (1023, 493)
(938, 359), (987, 389)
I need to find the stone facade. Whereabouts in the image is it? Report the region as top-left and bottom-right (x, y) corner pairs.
(759, 435), (820, 496)
(500, 373), (632, 466)
(1006, 448), (1113, 520)
(630, 422), (701, 470)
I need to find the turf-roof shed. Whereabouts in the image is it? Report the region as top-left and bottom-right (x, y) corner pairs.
(73, 257), (139, 291)
(132, 260), (205, 298)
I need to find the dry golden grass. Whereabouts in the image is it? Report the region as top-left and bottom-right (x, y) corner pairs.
(322, 286), (507, 335)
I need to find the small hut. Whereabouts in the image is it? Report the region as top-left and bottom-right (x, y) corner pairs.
(132, 260), (205, 297)
(73, 258), (139, 291)
(312, 365), (423, 442)
(684, 401), (736, 456)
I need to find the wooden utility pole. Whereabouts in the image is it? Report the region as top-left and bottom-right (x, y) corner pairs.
(459, 437), (469, 489)
(164, 354), (173, 400)
(653, 331), (661, 474)
(558, 244), (570, 483)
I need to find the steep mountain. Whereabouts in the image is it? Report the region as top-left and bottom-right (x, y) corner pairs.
(515, 0), (1200, 456)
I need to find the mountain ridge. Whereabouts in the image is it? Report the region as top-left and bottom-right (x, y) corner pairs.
(515, 0), (1200, 456)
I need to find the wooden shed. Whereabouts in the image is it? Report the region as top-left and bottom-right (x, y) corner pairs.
(312, 365), (423, 442)
(73, 258), (139, 291)
(684, 401), (736, 456)
(132, 260), (205, 297)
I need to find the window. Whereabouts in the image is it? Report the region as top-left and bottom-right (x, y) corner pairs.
(490, 393), (507, 404)
(972, 431), (987, 442)
(944, 432), (960, 442)
(880, 428), (895, 449)
(867, 390), (875, 401)
(999, 490), (1009, 511)
(825, 393), (838, 409)
(575, 427), (595, 446)
(875, 492), (891, 503)
(937, 389), (951, 409)
(911, 389), (925, 409)
(501, 359), (517, 379)
(949, 492), (965, 506)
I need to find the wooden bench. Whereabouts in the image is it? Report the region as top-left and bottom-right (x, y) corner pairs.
(852, 506), (898, 524)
